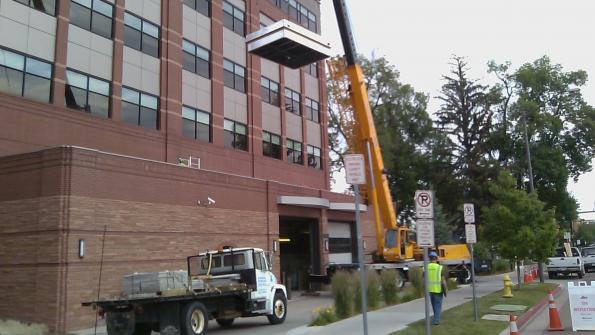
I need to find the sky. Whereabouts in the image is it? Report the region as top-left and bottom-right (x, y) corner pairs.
(319, 0), (595, 220)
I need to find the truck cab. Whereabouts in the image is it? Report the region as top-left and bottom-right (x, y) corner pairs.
(547, 246), (585, 279)
(581, 246), (595, 273)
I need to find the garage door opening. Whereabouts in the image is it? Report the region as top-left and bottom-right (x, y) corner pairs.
(279, 217), (320, 291)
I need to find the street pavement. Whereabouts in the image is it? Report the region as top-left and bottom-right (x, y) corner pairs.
(73, 272), (513, 335)
(518, 271), (595, 335)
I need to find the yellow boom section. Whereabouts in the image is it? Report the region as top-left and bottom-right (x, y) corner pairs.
(345, 64), (401, 257)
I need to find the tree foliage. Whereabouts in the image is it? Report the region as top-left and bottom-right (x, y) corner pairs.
(482, 172), (559, 262)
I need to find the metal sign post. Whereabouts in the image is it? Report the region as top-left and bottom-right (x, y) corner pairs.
(464, 203), (478, 322)
(345, 154), (368, 335)
(416, 190), (434, 335)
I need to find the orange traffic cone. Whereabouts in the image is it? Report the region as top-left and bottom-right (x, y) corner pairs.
(509, 314), (520, 335)
(547, 292), (564, 331)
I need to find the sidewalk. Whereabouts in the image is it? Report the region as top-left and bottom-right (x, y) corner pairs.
(288, 272), (514, 335)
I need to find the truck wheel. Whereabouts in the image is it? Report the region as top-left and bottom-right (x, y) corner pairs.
(182, 302), (208, 335)
(267, 292), (287, 325)
(396, 271), (406, 289)
(133, 323), (152, 335)
(215, 318), (234, 327)
(548, 272), (556, 279)
(578, 271), (584, 279)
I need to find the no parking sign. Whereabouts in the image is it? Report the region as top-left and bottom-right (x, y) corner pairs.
(568, 281), (595, 331)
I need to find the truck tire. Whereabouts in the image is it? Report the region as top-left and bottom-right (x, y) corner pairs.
(182, 302), (208, 335)
(548, 272), (556, 279)
(578, 271), (584, 279)
(215, 318), (234, 327)
(396, 270), (406, 289)
(267, 292), (287, 325)
(133, 323), (152, 335)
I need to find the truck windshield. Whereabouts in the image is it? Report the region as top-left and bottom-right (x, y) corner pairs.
(583, 247), (595, 256)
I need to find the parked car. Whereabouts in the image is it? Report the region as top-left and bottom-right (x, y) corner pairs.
(582, 246), (595, 273)
(547, 246), (585, 279)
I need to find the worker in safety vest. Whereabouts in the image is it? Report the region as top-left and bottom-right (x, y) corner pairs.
(428, 251), (448, 325)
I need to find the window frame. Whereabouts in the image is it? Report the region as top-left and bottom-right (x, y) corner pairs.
(262, 131), (281, 159)
(14, 0), (56, 16)
(284, 87), (301, 115)
(286, 138), (303, 165)
(0, 46), (53, 103)
(222, 1), (245, 36)
(304, 62), (318, 77)
(223, 59), (246, 93)
(183, 0), (211, 17)
(182, 39), (211, 79)
(260, 76), (279, 106)
(121, 86), (159, 129)
(307, 144), (321, 169)
(224, 119), (248, 151)
(182, 105), (211, 142)
(70, 0), (114, 39)
(305, 97), (319, 123)
(64, 68), (111, 118)
(123, 11), (161, 58)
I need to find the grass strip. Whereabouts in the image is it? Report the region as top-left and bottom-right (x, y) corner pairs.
(391, 283), (557, 335)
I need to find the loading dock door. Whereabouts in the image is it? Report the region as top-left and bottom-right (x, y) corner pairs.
(328, 221), (355, 264)
(279, 217), (320, 291)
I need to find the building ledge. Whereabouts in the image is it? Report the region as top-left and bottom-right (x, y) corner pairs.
(277, 196), (367, 212)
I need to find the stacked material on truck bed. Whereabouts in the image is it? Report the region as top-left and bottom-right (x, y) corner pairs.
(122, 270), (188, 296)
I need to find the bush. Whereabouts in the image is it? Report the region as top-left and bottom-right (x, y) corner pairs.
(352, 272), (363, 313)
(493, 259), (511, 273)
(331, 270), (353, 319)
(379, 269), (400, 305)
(408, 266), (424, 298)
(309, 306), (338, 326)
(400, 287), (419, 303)
(366, 271), (381, 310)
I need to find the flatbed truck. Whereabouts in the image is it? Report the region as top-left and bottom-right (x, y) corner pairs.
(83, 247), (287, 335)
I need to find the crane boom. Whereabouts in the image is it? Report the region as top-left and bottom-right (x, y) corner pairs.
(332, 0), (413, 261)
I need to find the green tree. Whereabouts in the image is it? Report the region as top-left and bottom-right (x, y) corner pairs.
(434, 56), (500, 224)
(575, 224), (595, 246)
(482, 172), (559, 264)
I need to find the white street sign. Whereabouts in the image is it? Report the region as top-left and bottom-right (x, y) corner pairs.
(415, 190), (434, 219)
(465, 224), (477, 244)
(344, 154), (366, 185)
(564, 232), (571, 240)
(464, 203), (475, 223)
(416, 219), (435, 247)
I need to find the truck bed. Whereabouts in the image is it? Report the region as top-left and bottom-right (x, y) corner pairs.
(82, 287), (251, 309)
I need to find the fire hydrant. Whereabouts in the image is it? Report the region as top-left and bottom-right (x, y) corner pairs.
(502, 274), (513, 298)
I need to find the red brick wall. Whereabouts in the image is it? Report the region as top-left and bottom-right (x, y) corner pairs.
(0, 146), (375, 331)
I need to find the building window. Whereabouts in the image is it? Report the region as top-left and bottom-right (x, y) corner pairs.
(304, 62), (318, 77)
(263, 131), (281, 159)
(183, 40), (210, 79)
(307, 145), (321, 169)
(260, 77), (279, 106)
(305, 97), (319, 123)
(269, 0), (317, 33)
(284, 88), (300, 114)
(224, 119), (247, 151)
(222, 1), (245, 36)
(123, 12), (160, 58)
(286, 139), (302, 165)
(70, 0), (114, 39)
(183, 0), (210, 17)
(0, 48), (52, 103)
(65, 70), (110, 118)
(14, 0), (56, 16)
(223, 59), (245, 93)
(307, 11), (317, 32)
(287, 0), (298, 20)
(182, 106), (210, 142)
(329, 237), (352, 253)
(121, 87), (158, 129)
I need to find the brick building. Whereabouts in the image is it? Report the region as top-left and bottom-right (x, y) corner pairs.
(0, 0), (375, 332)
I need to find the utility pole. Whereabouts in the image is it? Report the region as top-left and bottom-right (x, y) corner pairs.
(521, 110), (544, 283)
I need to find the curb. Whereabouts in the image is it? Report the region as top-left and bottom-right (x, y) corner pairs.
(517, 284), (561, 329)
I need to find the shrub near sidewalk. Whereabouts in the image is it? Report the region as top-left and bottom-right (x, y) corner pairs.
(353, 270), (381, 312)
(380, 269), (400, 304)
(330, 270), (354, 319)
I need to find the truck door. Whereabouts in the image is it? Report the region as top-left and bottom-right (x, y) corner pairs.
(253, 251), (274, 302)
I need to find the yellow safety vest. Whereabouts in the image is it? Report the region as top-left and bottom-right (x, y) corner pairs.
(427, 263), (443, 293)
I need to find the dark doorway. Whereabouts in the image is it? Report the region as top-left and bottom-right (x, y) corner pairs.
(279, 217), (320, 291)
